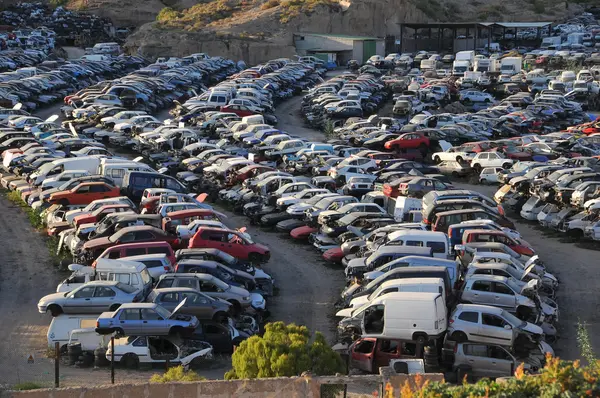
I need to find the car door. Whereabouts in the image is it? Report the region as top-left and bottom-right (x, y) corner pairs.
(117, 308), (143, 335)
(491, 281), (517, 309)
(180, 291), (212, 319)
(64, 286), (96, 313)
(92, 286), (118, 311)
(461, 343), (490, 378)
(486, 345), (515, 377)
(155, 291), (180, 312)
(466, 280), (493, 305)
(479, 313), (513, 345)
(350, 338), (376, 373)
(141, 307), (166, 335)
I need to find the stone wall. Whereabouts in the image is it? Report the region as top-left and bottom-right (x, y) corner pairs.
(1, 372), (445, 398)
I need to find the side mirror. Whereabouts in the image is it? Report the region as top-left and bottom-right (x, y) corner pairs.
(504, 324), (512, 330)
(454, 244), (465, 251)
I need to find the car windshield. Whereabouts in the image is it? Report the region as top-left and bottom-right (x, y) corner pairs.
(501, 309), (527, 328)
(315, 197), (335, 210)
(217, 250), (237, 264)
(512, 163), (530, 172)
(116, 282), (137, 294)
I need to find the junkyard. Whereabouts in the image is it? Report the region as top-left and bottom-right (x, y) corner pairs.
(2, 1), (600, 393)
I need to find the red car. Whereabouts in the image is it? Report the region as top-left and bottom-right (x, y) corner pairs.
(47, 182), (120, 206)
(220, 104), (259, 117)
(188, 227), (270, 263)
(462, 229), (534, 257)
(384, 133), (430, 151)
(93, 241), (176, 267)
(72, 204), (135, 228)
(81, 225), (181, 260)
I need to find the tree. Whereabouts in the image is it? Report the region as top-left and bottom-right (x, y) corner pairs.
(224, 322), (346, 379)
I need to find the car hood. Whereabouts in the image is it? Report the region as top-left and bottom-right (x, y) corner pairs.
(346, 257), (367, 270)
(335, 307), (355, 317)
(521, 279), (539, 294)
(171, 297), (188, 315)
(349, 295), (370, 309)
(228, 284), (250, 297)
(39, 291), (68, 304)
(286, 203), (313, 213)
(509, 176), (529, 186)
(519, 321), (544, 335)
(363, 270), (383, 282)
(82, 236), (111, 250)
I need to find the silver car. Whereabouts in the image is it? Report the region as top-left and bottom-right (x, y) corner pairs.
(38, 281), (142, 316)
(448, 304), (544, 346)
(147, 287), (231, 321)
(95, 302), (199, 336)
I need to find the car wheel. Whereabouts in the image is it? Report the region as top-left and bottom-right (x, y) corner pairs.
(169, 326), (183, 337)
(59, 199), (69, 207)
(502, 163), (512, 169)
(213, 311), (229, 323)
(451, 331), (468, 342)
(456, 156), (464, 163)
(48, 304), (63, 317)
(451, 171), (459, 178)
(248, 253), (263, 264)
(114, 328), (124, 337)
(473, 164), (481, 173)
(109, 304), (121, 312)
(456, 367), (471, 383)
(120, 353), (139, 369)
(433, 155), (441, 163)
(228, 300), (242, 315)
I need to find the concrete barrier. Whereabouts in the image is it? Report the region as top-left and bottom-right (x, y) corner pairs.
(1, 371), (444, 398)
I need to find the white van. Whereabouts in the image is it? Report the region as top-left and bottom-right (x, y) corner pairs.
(354, 292), (447, 342)
(47, 315), (97, 349)
(345, 277), (446, 310)
(68, 328), (111, 352)
(100, 162), (155, 187)
(31, 157), (104, 187)
(56, 259), (152, 296)
(371, 230), (450, 258)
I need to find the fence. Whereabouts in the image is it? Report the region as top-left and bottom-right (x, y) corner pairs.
(1, 368), (444, 398)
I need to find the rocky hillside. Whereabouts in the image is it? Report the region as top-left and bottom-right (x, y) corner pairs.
(73, 0), (585, 62)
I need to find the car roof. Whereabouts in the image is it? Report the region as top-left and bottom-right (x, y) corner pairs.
(121, 253), (168, 261)
(152, 287), (198, 293)
(455, 303), (503, 314)
(466, 274), (509, 282)
(118, 303), (157, 309)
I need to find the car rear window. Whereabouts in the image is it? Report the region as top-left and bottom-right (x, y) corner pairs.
(426, 241), (446, 254)
(148, 247), (171, 256)
(142, 260), (165, 269)
(125, 248), (147, 256)
(156, 279), (174, 288)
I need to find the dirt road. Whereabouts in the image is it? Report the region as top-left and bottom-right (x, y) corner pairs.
(275, 92), (600, 362)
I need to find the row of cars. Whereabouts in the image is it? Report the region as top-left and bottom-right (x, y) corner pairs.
(0, 56), (149, 111)
(0, 53), (319, 369)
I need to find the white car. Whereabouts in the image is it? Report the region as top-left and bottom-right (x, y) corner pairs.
(432, 147), (476, 163)
(176, 219), (228, 240)
(470, 152), (513, 171)
(113, 115), (160, 133)
(105, 335), (213, 368)
(7, 115), (43, 129)
(479, 167), (503, 184)
(460, 90), (495, 103)
(71, 147), (113, 157)
(276, 188), (330, 209)
(41, 170), (90, 190)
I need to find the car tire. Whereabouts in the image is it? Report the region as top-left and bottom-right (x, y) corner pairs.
(433, 155), (441, 163)
(59, 199), (69, 207)
(456, 367), (471, 383)
(169, 326), (183, 337)
(109, 304), (121, 312)
(120, 353), (139, 369)
(213, 311), (229, 323)
(228, 300), (242, 315)
(114, 328), (125, 337)
(473, 164), (481, 173)
(248, 253), (263, 264)
(456, 156), (464, 163)
(48, 304), (63, 317)
(502, 163), (512, 169)
(451, 331), (468, 342)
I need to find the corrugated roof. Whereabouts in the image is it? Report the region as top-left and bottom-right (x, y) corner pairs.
(490, 22), (552, 28)
(297, 33), (383, 41)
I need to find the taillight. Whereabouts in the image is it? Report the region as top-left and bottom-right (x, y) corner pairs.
(449, 318), (454, 324)
(164, 265), (170, 271)
(96, 321), (99, 328)
(498, 205), (505, 216)
(175, 263), (179, 272)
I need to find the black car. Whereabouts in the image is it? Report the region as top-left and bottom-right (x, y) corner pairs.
(185, 321), (249, 354)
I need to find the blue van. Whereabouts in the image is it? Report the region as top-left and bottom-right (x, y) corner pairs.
(121, 171), (187, 202)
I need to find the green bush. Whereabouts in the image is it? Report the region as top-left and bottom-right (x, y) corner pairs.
(156, 7), (181, 23)
(150, 366), (206, 382)
(385, 356), (600, 397)
(279, 0), (340, 24)
(224, 322), (346, 379)
(261, 0), (280, 9)
(12, 382), (46, 391)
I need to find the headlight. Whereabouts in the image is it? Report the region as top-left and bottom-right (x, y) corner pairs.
(243, 296), (250, 301)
